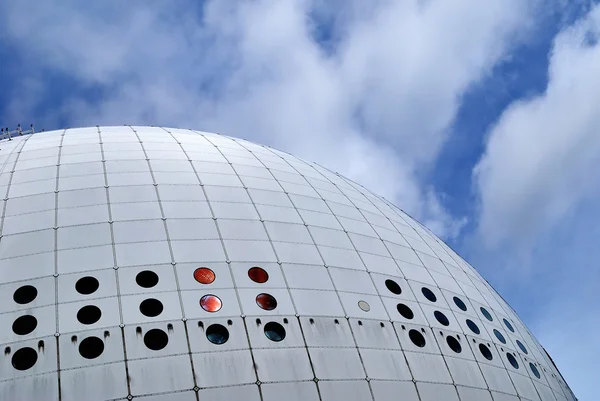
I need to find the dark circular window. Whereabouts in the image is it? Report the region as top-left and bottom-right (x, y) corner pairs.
(75, 276), (99, 295)
(78, 336), (104, 359)
(248, 266), (269, 283)
(503, 318), (515, 332)
(516, 340), (528, 354)
(453, 296), (467, 311)
(256, 293), (278, 311)
(139, 298), (164, 317)
(12, 315), (37, 335)
(385, 279), (402, 295)
(13, 285), (38, 304)
(206, 324), (229, 345)
(264, 322), (286, 342)
(480, 307), (493, 321)
(194, 267), (215, 284)
(434, 311), (449, 326)
(421, 287), (437, 302)
(466, 319), (480, 334)
(493, 329), (506, 344)
(200, 294), (222, 312)
(77, 305), (102, 325)
(530, 362), (541, 379)
(446, 336), (461, 353)
(408, 329), (426, 347)
(396, 303), (414, 320)
(479, 344), (493, 360)
(506, 352), (519, 369)
(144, 329), (169, 350)
(11, 347), (38, 370)
(136, 270), (159, 288)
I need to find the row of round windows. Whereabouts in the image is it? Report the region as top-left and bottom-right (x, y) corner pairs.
(406, 329), (541, 379)
(383, 279), (529, 355)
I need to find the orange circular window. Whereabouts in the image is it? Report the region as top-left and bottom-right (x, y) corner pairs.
(248, 267), (269, 283)
(256, 293), (277, 310)
(200, 295), (222, 312)
(194, 267), (215, 284)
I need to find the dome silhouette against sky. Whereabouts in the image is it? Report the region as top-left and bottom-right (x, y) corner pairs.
(0, 126), (576, 401)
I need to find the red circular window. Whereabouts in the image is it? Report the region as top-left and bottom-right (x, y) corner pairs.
(256, 293), (277, 310)
(248, 267), (269, 283)
(200, 295), (222, 312)
(194, 268), (215, 284)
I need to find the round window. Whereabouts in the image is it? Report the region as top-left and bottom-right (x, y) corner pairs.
(385, 279), (402, 295)
(396, 303), (414, 320)
(453, 296), (467, 311)
(480, 307), (493, 322)
(79, 336), (104, 359)
(144, 329), (169, 351)
(206, 324), (229, 345)
(493, 329), (506, 344)
(421, 287), (437, 302)
(256, 293), (278, 311)
(503, 318), (515, 333)
(466, 319), (480, 335)
(194, 267), (216, 284)
(516, 340), (528, 354)
(200, 295), (222, 312)
(446, 336), (461, 353)
(264, 322), (286, 342)
(408, 329), (426, 347)
(75, 276), (99, 295)
(248, 267), (269, 283)
(479, 344), (493, 360)
(434, 311), (449, 326)
(506, 352), (519, 369)
(13, 285), (38, 305)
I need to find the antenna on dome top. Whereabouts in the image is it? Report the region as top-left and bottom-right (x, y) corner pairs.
(0, 124), (38, 141)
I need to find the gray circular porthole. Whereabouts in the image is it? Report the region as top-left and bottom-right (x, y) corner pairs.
(453, 296), (467, 311)
(479, 344), (493, 360)
(516, 340), (528, 354)
(493, 329), (506, 344)
(434, 311), (449, 326)
(421, 287), (437, 302)
(139, 298), (164, 317)
(385, 279), (402, 295)
(144, 329), (169, 351)
(12, 315), (37, 335)
(206, 324), (229, 345)
(358, 300), (371, 312)
(530, 362), (541, 379)
(480, 307), (493, 322)
(13, 285), (38, 305)
(506, 352), (519, 369)
(408, 329), (426, 347)
(11, 347), (37, 370)
(75, 276), (99, 295)
(396, 303), (414, 319)
(466, 319), (480, 335)
(78, 336), (104, 359)
(446, 336), (461, 353)
(77, 305), (101, 325)
(264, 322), (286, 342)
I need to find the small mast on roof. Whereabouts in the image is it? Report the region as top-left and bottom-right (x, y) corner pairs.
(0, 124), (39, 140)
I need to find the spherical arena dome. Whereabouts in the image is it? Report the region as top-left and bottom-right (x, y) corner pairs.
(0, 126), (576, 401)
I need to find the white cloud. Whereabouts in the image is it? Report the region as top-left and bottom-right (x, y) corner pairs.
(0, 0), (540, 236)
(474, 3), (600, 249)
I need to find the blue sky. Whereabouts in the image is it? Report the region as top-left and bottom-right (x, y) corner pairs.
(1, 1), (599, 399)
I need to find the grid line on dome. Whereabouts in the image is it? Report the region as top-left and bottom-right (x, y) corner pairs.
(226, 136), (384, 397)
(162, 127), (262, 387)
(97, 126), (133, 396)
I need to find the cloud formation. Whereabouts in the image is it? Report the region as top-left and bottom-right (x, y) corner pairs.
(0, 0), (539, 239)
(475, 3), (600, 249)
